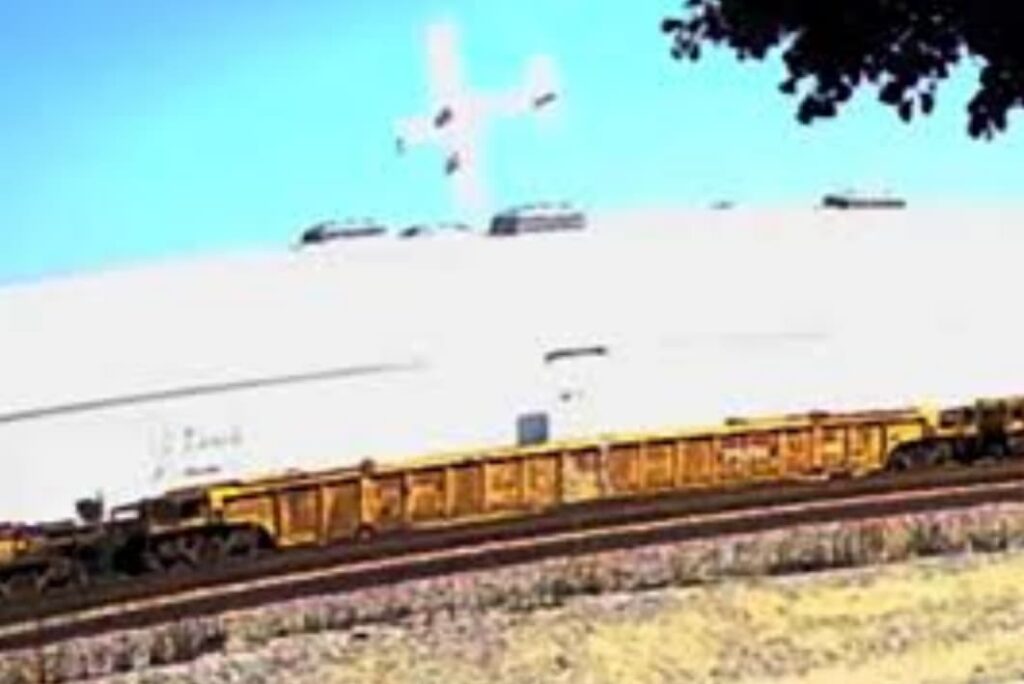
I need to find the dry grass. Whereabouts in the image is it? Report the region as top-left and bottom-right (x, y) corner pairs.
(297, 552), (1024, 684)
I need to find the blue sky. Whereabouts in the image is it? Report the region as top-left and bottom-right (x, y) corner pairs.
(1, 1), (1022, 283)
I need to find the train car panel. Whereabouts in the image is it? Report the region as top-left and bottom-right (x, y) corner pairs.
(365, 474), (406, 531)
(846, 424), (885, 474)
(450, 462), (485, 518)
(718, 434), (746, 482)
(720, 431), (779, 482)
(778, 428), (812, 477)
(720, 433), (759, 483)
(678, 437), (716, 487)
(523, 451), (560, 509)
(884, 419), (929, 458)
(277, 486), (321, 546)
(221, 493), (278, 540)
(562, 446), (603, 503)
(407, 468), (448, 522)
(0, 528), (30, 566)
(818, 425), (850, 474)
(483, 458), (525, 512)
(323, 478), (362, 541)
(607, 442), (643, 495)
(750, 430), (782, 479)
(0, 539), (14, 566)
(643, 440), (677, 491)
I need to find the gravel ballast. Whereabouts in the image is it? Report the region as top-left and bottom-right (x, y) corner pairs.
(4, 502), (1024, 683)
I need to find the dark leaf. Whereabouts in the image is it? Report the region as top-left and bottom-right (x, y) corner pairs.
(880, 81), (903, 105)
(661, 18), (684, 33)
(920, 91), (935, 114)
(898, 99), (914, 122)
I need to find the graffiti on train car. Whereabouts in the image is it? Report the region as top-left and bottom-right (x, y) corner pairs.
(720, 433), (778, 478)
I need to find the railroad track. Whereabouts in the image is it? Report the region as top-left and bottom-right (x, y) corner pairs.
(3, 460), (1024, 652)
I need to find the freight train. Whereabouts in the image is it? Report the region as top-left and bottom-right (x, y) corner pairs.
(1, 394), (1021, 603)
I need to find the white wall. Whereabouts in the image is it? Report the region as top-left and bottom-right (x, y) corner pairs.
(2, 206), (1023, 522)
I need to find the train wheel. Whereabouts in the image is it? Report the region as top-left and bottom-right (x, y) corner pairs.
(930, 441), (955, 468)
(890, 446), (924, 471)
(148, 540), (174, 574)
(982, 436), (1011, 461)
(889, 449), (913, 471)
(141, 548), (165, 574)
(889, 441), (950, 471)
(179, 533), (226, 570)
(145, 537), (195, 574)
(39, 558), (88, 593)
(5, 569), (43, 599)
(223, 528), (263, 560)
(1008, 434), (1024, 458)
(177, 536), (200, 567)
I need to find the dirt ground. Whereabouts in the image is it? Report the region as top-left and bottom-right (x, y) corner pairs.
(96, 549), (1024, 684)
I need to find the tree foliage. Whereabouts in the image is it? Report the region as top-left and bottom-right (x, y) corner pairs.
(661, 1), (1024, 138)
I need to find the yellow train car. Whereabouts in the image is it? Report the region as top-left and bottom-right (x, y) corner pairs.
(4, 396), (1023, 602)
(161, 403), (944, 551)
(6, 395), (1024, 591)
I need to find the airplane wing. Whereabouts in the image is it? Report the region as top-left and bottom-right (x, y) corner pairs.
(395, 21), (466, 156)
(482, 54), (559, 117)
(426, 21), (464, 108)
